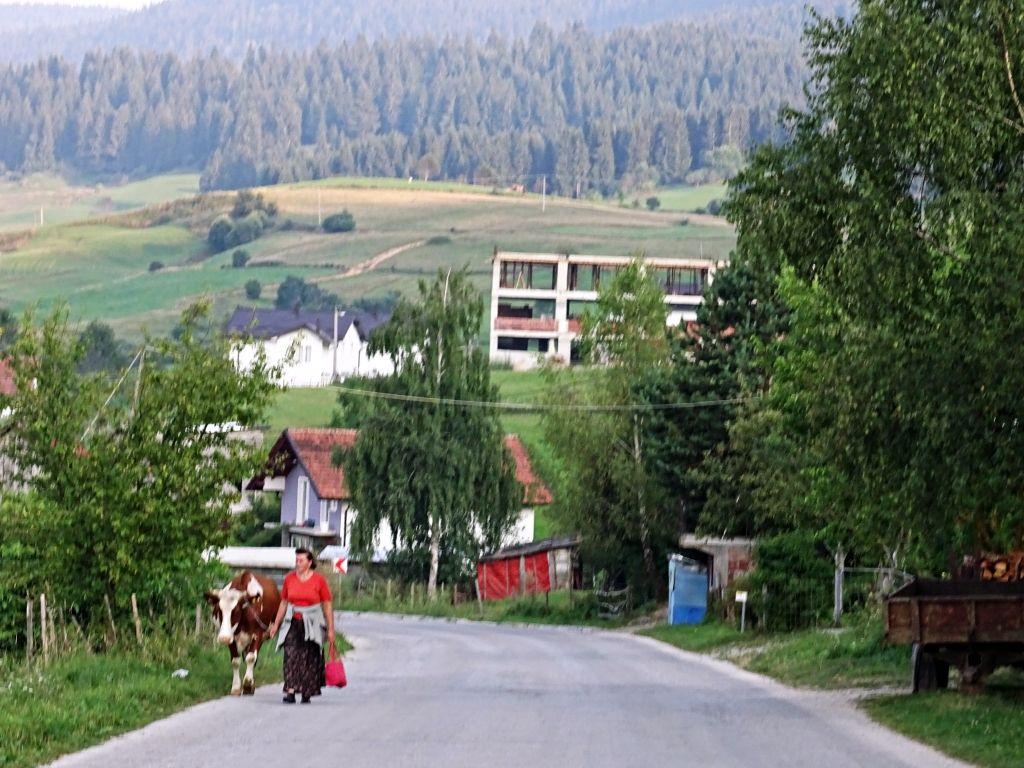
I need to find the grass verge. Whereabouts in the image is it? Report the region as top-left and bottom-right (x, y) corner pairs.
(863, 677), (1024, 768)
(643, 612), (909, 688)
(0, 632), (350, 768)
(335, 582), (638, 628)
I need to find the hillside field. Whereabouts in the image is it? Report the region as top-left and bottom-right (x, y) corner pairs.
(0, 174), (734, 340)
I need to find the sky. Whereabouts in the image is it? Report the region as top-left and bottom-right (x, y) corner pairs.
(3, 0), (152, 7)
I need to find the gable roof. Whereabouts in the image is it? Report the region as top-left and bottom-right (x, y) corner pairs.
(225, 307), (390, 345)
(251, 428), (552, 506)
(0, 358), (15, 397)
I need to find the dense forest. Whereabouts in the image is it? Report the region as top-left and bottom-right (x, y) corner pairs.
(0, 22), (806, 192)
(0, 0), (849, 64)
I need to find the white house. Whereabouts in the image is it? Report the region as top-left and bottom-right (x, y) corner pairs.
(226, 307), (394, 387)
(247, 428), (549, 560)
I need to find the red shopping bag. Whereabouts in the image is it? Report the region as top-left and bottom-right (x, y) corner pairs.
(325, 645), (347, 688)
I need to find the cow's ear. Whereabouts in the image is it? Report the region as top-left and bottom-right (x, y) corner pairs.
(204, 590), (221, 605)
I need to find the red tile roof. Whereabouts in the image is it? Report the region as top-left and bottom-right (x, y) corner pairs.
(0, 358), (15, 397)
(504, 434), (553, 506)
(261, 428), (552, 506)
(283, 428), (358, 500)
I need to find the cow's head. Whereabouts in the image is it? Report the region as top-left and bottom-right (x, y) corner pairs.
(205, 575), (264, 645)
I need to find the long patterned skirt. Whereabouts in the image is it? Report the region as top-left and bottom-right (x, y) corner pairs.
(282, 620), (325, 697)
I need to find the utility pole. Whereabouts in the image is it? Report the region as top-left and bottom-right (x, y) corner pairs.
(39, 206), (44, 227)
(317, 190), (322, 228)
(541, 175), (546, 213)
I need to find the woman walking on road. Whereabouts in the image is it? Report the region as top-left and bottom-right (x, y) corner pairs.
(266, 548), (336, 703)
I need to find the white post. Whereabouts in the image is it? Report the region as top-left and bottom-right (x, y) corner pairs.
(740, 600), (746, 634)
(317, 190), (322, 228)
(541, 175), (546, 212)
(834, 546), (846, 626)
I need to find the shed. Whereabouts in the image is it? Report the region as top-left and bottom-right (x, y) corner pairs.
(678, 535), (754, 593)
(477, 534), (581, 601)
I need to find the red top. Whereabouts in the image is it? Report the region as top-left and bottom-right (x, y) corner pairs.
(281, 571), (332, 607)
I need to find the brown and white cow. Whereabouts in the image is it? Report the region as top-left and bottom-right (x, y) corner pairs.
(205, 571), (281, 696)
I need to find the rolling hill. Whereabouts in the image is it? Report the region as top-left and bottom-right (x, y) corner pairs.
(0, 174), (733, 340)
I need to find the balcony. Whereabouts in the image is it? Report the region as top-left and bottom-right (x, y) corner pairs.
(495, 317), (558, 332)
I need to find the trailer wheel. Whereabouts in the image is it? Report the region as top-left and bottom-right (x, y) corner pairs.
(911, 644), (948, 692)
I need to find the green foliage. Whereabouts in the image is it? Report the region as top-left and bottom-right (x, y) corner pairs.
(545, 256), (674, 596)
(340, 269), (522, 595)
(2, 303), (278, 634)
(321, 210), (355, 233)
(747, 531), (832, 631)
(645, 196), (661, 211)
(244, 279), (261, 300)
(717, 1), (1024, 569)
(207, 191), (276, 252)
(274, 275), (340, 311)
(76, 320), (130, 374)
(0, 306), (17, 351)
(147, 260), (163, 272)
(231, 249), (250, 268)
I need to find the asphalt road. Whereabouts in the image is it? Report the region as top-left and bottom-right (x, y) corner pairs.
(47, 613), (968, 768)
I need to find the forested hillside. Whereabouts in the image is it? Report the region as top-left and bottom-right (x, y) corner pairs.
(0, 0), (849, 63)
(0, 22), (805, 192)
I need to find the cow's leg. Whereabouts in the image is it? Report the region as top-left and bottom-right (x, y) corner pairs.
(229, 642), (242, 696)
(242, 646), (258, 695)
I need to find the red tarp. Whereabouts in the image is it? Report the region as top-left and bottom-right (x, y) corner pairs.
(478, 552), (550, 601)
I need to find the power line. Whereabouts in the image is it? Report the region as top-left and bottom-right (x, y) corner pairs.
(335, 385), (751, 413)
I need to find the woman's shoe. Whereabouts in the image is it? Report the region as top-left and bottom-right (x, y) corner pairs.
(283, 693), (296, 704)
(300, 694), (311, 704)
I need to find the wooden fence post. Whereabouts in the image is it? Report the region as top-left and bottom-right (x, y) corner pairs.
(195, 603), (203, 636)
(25, 595), (34, 663)
(130, 594), (143, 646)
(40, 594), (49, 665)
(385, 579), (392, 603)
(103, 594), (117, 646)
(48, 601), (58, 657)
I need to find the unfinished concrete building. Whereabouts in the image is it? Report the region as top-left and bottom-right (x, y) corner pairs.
(489, 251), (717, 368)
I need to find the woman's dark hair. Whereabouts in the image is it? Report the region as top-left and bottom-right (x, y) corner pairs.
(295, 547), (317, 569)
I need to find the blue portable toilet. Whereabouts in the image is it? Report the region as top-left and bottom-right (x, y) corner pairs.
(668, 554), (708, 625)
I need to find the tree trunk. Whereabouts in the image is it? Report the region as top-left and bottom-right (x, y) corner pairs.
(428, 513), (441, 600)
(427, 270), (452, 602)
(634, 415), (656, 586)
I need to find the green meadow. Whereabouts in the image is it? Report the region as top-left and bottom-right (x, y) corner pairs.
(1, 173), (734, 339)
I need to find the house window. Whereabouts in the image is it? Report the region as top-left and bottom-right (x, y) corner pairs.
(296, 477), (310, 525)
(319, 500), (328, 531)
(303, 345), (313, 363)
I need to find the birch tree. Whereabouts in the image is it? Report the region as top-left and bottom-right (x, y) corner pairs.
(341, 269), (521, 598)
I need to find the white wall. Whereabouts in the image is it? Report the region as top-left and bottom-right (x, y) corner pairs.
(232, 325), (394, 387)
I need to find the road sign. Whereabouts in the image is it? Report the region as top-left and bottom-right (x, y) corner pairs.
(735, 591), (748, 603)
(333, 556), (348, 574)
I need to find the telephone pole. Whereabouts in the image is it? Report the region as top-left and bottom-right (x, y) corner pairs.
(541, 175), (546, 213)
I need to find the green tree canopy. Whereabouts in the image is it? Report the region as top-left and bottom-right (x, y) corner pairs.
(340, 269), (521, 597)
(724, 0), (1024, 569)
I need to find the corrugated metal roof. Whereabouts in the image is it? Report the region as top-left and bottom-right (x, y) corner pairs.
(479, 534), (581, 562)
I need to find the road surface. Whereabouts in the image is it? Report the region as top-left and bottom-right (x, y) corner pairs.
(47, 613), (968, 768)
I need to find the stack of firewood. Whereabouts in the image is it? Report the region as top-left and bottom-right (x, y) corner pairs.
(978, 552), (1024, 582)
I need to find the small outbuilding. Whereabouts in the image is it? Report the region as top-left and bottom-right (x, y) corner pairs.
(477, 534), (581, 601)
(677, 534), (755, 593)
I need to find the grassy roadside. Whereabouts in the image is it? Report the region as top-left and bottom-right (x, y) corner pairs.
(643, 615), (1024, 768)
(0, 633), (350, 768)
(335, 582), (640, 629)
(863, 678), (1024, 768)
(643, 612), (909, 688)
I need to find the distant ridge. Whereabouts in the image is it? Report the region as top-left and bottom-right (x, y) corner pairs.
(0, 0), (848, 63)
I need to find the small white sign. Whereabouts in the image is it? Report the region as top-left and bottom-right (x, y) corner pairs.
(333, 557), (348, 575)
(735, 591), (748, 603)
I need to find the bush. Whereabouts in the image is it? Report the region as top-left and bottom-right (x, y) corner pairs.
(231, 249), (250, 268)
(322, 210), (356, 233)
(706, 198), (723, 216)
(244, 279), (261, 300)
(747, 531), (833, 631)
(148, 260), (164, 272)
(645, 196), (661, 211)
(207, 215), (234, 252)
(426, 235), (452, 246)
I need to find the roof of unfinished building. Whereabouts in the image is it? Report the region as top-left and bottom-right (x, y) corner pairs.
(492, 250), (718, 268)
(250, 428), (552, 506)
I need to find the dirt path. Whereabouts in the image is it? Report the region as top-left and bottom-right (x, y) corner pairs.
(310, 239), (426, 284)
